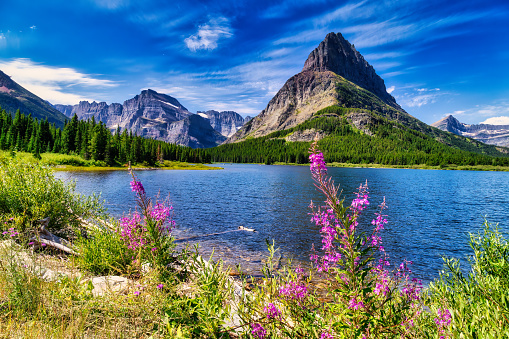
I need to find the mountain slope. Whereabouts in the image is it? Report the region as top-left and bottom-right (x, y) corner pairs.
(225, 32), (508, 158)
(0, 70), (68, 127)
(54, 89), (226, 148)
(207, 110), (509, 167)
(432, 115), (509, 147)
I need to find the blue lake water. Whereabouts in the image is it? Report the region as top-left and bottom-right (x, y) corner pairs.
(55, 164), (509, 283)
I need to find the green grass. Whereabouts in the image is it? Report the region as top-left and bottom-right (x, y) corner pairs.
(0, 150), (222, 171)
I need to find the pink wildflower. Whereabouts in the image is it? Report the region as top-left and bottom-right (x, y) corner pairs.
(251, 323), (266, 339)
(264, 303), (281, 320)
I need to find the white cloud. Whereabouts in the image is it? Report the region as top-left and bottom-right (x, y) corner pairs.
(30, 25), (37, 30)
(403, 94), (438, 107)
(0, 58), (118, 104)
(481, 116), (509, 125)
(184, 17), (232, 52)
(387, 86), (395, 94)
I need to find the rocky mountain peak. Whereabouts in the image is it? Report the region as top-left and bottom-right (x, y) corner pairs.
(134, 88), (188, 111)
(431, 115), (466, 133)
(302, 32), (397, 107)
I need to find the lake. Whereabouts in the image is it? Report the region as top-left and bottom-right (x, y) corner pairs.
(55, 164), (509, 283)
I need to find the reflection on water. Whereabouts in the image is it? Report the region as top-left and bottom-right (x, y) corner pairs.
(55, 164), (509, 283)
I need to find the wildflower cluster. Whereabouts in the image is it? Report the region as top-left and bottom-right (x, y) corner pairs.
(118, 168), (178, 278)
(306, 140), (423, 337)
(1, 227), (18, 238)
(434, 308), (452, 338)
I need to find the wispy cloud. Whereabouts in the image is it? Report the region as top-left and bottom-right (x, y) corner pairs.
(91, 0), (129, 10)
(387, 86), (395, 94)
(143, 55), (301, 115)
(397, 87), (443, 108)
(184, 17), (232, 52)
(314, 0), (370, 25)
(0, 58), (118, 104)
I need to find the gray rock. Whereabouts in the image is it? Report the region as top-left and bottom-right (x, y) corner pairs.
(197, 110), (246, 138)
(302, 32), (400, 109)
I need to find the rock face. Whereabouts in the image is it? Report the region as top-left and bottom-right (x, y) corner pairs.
(55, 89), (227, 148)
(432, 115), (509, 147)
(0, 70), (68, 127)
(197, 110), (247, 138)
(302, 32), (399, 109)
(227, 32), (410, 143)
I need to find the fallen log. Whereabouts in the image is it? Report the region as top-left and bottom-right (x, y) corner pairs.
(30, 218), (77, 255)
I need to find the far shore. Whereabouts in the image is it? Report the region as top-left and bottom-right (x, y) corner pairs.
(217, 161), (509, 172)
(52, 163), (223, 172)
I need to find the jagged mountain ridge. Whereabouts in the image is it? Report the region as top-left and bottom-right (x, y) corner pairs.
(432, 115), (509, 147)
(302, 32), (400, 109)
(197, 110), (248, 138)
(54, 89), (254, 148)
(0, 70), (68, 127)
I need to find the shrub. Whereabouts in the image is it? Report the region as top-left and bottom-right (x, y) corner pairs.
(421, 221), (509, 338)
(0, 157), (105, 233)
(74, 226), (134, 276)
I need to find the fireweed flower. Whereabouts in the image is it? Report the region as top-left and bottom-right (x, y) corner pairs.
(348, 297), (365, 310)
(435, 307), (452, 337)
(320, 331), (334, 339)
(279, 281), (308, 300)
(130, 180), (145, 195)
(308, 140), (422, 335)
(264, 303), (281, 320)
(251, 323), (266, 339)
(309, 151), (327, 177)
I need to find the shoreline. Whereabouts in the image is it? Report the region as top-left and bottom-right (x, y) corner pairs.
(216, 161), (509, 172)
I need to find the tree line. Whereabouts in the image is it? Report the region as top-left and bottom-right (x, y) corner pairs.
(0, 108), (211, 164)
(205, 115), (509, 167)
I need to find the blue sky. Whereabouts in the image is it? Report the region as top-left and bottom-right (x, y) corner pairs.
(0, 0), (508, 125)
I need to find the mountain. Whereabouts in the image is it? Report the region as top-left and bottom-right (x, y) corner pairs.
(432, 115), (509, 147)
(54, 89), (226, 148)
(219, 32), (508, 164)
(227, 32), (411, 143)
(0, 70), (68, 127)
(197, 110), (246, 138)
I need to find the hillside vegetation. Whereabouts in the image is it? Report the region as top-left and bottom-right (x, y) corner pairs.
(206, 108), (509, 168)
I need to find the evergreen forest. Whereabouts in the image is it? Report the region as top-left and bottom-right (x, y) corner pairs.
(205, 111), (509, 167)
(0, 107), (211, 165)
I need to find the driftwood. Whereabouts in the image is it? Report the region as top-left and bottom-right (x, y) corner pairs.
(174, 226), (256, 243)
(30, 217), (77, 255)
(68, 208), (116, 232)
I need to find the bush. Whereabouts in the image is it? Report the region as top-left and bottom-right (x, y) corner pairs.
(0, 157), (105, 233)
(421, 221), (509, 338)
(74, 226), (134, 276)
